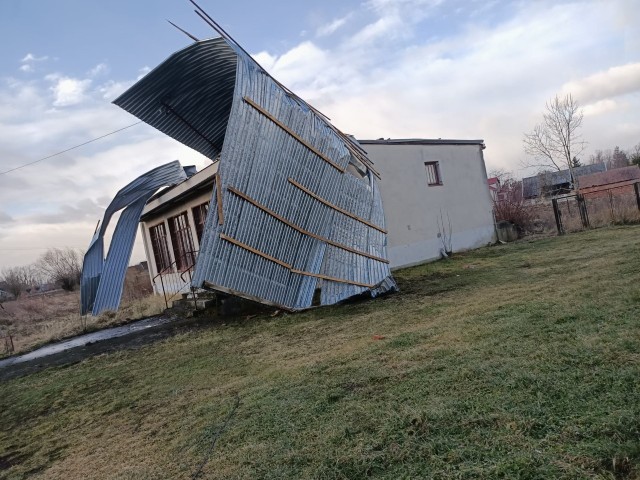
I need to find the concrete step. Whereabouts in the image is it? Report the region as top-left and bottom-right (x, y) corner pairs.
(170, 297), (216, 310)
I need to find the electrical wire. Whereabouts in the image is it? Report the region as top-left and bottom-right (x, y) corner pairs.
(0, 121), (143, 176)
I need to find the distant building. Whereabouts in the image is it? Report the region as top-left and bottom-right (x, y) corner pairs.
(578, 165), (640, 196)
(487, 176), (501, 201)
(522, 163), (606, 200)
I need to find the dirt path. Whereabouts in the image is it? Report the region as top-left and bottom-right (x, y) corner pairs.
(0, 314), (208, 382)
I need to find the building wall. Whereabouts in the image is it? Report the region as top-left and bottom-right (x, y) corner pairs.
(363, 143), (496, 268)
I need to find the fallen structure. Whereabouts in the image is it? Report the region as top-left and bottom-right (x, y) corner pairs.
(80, 161), (188, 315)
(81, 27), (396, 314)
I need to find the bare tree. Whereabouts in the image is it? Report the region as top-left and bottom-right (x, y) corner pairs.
(589, 149), (612, 166)
(523, 93), (586, 186)
(0, 265), (39, 298)
(610, 146), (629, 169)
(631, 143), (640, 166)
(36, 248), (83, 291)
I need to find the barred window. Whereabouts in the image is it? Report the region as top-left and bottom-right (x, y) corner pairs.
(425, 161), (442, 186)
(192, 202), (210, 242)
(149, 223), (172, 273)
(168, 212), (196, 271)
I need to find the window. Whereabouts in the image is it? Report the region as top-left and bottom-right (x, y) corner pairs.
(425, 161), (442, 186)
(168, 212), (196, 270)
(149, 223), (172, 273)
(192, 202), (210, 242)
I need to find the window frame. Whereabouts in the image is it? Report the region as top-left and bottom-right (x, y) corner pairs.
(424, 161), (443, 186)
(191, 202), (210, 243)
(149, 222), (172, 273)
(168, 211), (196, 271)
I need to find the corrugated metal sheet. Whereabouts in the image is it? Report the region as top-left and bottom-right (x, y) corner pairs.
(80, 161), (187, 315)
(113, 38), (237, 160)
(115, 38), (396, 311)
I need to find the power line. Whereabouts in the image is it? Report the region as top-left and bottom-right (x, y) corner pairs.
(0, 121), (143, 176)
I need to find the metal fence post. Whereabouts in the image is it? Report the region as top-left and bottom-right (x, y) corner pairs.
(577, 194), (590, 229)
(552, 198), (564, 235)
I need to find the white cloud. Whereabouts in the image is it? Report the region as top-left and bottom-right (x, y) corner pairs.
(257, 0), (639, 176)
(88, 63), (109, 77)
(19, 53), (49, 73)
(98, 80), (133, 101)
(46, 74), (92, 107)
(137, 66), (151, 80)
(562, 62), (640, 104)
(316, 14), (352, 37)
(252, 51), (277, 71)
(21, 53), (48, 63)
(583, 99), (621, 117)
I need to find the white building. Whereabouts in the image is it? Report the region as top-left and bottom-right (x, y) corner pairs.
(360, 139), (495, 268)
(139, 139), (495, 295)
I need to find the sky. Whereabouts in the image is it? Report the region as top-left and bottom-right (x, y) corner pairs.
(0, 0), (639, 269)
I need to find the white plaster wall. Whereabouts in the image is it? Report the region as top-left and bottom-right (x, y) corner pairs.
(364, 143), (496, 269)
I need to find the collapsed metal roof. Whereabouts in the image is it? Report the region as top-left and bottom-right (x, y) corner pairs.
(80, 161), (188, 315)
(112, 33), (396, 311)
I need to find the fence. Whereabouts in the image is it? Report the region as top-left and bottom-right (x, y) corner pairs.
(552, 182), (640, 234)
(1, 334), (14, 355)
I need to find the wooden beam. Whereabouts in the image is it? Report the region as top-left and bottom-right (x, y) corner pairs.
(215, 173), (224, 225)
(288, 178), (388, 234)
(243, 96), (346, 173)
(290, 269), (375, 288)
(227, 186), (389, 264)
(219, 233), (291, 269)
(219, 233), (376, 288)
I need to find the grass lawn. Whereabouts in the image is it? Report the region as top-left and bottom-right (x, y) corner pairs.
(1, 225), (639, 479)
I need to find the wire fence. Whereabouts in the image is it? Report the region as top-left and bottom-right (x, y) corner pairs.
(523, 182), (640, 235)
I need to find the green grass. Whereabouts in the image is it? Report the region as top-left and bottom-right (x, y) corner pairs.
(1, 225), (640, 479)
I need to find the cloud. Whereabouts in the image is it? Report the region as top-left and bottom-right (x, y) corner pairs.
(583, 99), (621, 117)
(316, 14), (352, 37)
(562, 62), (640, 104)
(46, 74), (92, 107)
(256, 0), (639, 176)
(0, 211), (13, 224)
(27, 198), (106, 225)
(19, 53), (49, 74)
(88, 63), (110, 77)
(21, 53), (48, 63)
(137, 66), (151, 80)
(98, 80), (134, 100)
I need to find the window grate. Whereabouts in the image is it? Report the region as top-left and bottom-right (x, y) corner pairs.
(425, 161), (442, 186)
(149, 223), (172, 272)
(168, 212), (196, 271)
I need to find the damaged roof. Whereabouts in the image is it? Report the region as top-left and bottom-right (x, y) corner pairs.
(114, 37), (396, 311)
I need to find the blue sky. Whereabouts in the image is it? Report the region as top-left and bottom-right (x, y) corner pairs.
(0, 0), (639, 268)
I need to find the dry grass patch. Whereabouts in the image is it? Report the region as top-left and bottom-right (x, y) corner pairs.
(0, 293), (166, 356)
